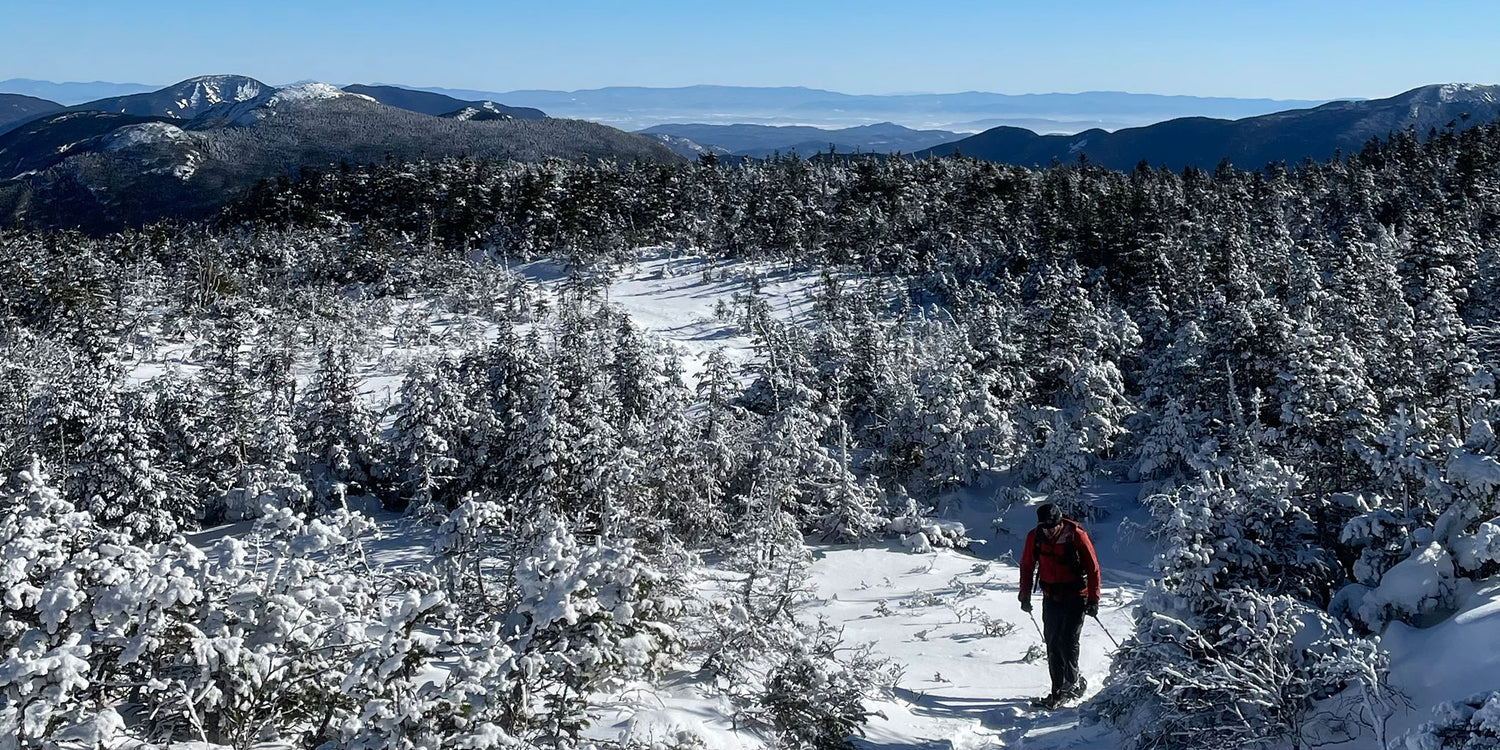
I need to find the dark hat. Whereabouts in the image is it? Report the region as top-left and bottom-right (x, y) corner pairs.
(1037, 503), (1063, 525)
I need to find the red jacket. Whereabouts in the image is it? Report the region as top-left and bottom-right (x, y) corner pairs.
(1020, 518), (1101, 603)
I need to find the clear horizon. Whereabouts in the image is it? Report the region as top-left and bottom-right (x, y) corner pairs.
(3, 0), (1497, 101)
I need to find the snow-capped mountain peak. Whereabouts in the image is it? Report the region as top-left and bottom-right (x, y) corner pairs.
(267, 82), (372, 105)
(190, 82), (375, 126)
(173, 75), (266, 109)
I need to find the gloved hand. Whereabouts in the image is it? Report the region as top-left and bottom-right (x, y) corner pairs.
(1086, 600), (1099, 617)
(1019, 597), (1032, 614)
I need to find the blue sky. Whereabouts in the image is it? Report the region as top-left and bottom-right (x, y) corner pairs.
(3, 0), (1496, 99)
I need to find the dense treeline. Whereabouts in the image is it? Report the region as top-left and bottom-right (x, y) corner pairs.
(1, 118), (1499, 748)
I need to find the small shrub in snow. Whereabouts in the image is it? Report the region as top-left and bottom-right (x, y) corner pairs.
(506, 515), (682, 743)
(758, 634), (881, 750)
(947, 574), (982, 601)
(1097, 588), (1390, 750)
(886, 507), (971, 552)
(900, 590), (937, 609)
(953, 606), (1016, 638)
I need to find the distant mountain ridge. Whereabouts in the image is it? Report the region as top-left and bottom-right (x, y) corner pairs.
(0, 94), (63, 135)
(8, 79), (1336, 133)
(0, 76), (679, 231)
(395, 83), (1331, 132)
(0, 79), (160, 106)
(639, 122), (960, 158)
(342, 84), (545, 120)
(916, 83), (1500, 171)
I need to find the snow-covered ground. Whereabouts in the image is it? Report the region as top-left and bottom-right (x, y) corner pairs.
(818, 482), (1152, 750)
(336, 476), (1153, 749)
(513, 251), (831, 385)
(130, 251), (1500, 747)
(1383, 580), (1500, 739)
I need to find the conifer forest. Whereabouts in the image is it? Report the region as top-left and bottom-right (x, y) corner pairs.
(4, 119), (1500, 749)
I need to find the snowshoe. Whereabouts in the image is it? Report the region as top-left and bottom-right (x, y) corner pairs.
(1030, 692), (1068, 710)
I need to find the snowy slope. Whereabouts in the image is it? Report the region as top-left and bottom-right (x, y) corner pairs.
(127, 253), (1153, 748)
(814, 482), (1152, 749)
(130, 251), (1498, 749)
(510, 252), (831, 386)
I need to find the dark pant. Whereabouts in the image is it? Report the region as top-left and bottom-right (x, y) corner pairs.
(1042, 594), (1086, 695)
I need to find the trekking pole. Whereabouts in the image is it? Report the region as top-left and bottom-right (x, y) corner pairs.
(1027, 609), (1044, 640)
(1092, 615), (1121, 649)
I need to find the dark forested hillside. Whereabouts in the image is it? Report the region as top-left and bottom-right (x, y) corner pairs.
(919, 83), (1500, 170)
(0, 93), (62, 134)
(0, 87), (681, 231)
(2, 109), (1499, 748)
(344, 83), (546, 119)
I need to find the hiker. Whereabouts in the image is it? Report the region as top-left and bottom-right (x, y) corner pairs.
(1018, 502), (1101, 708)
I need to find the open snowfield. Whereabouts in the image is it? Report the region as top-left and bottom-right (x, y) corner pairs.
(513, 251), (833, 386)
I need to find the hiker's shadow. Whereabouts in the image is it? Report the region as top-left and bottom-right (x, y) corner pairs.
(871, 687), (1103, 748)
(887, 687), (1039, 730)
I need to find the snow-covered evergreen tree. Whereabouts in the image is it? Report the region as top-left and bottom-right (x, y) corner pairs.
(507, 515), (681, 744)
(1099, 458), (1390, 750)
(299, 344), (381, 509)
(391, 357), (466, 513)
(1133, 395), (1209, 498)
(66, 386), (186, 540)
(813, 379), (885, 543)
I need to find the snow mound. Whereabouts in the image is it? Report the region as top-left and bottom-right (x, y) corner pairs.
(1399, 687), (1500, 748)
(1339, 567), (1500, 739)
(887, 515), (971, 552)
(1454, 518), (1500, 571)
(1358, 543), (1458, 629)
(1446, 452), (1500, 492)
(618, 709), (757, 749)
